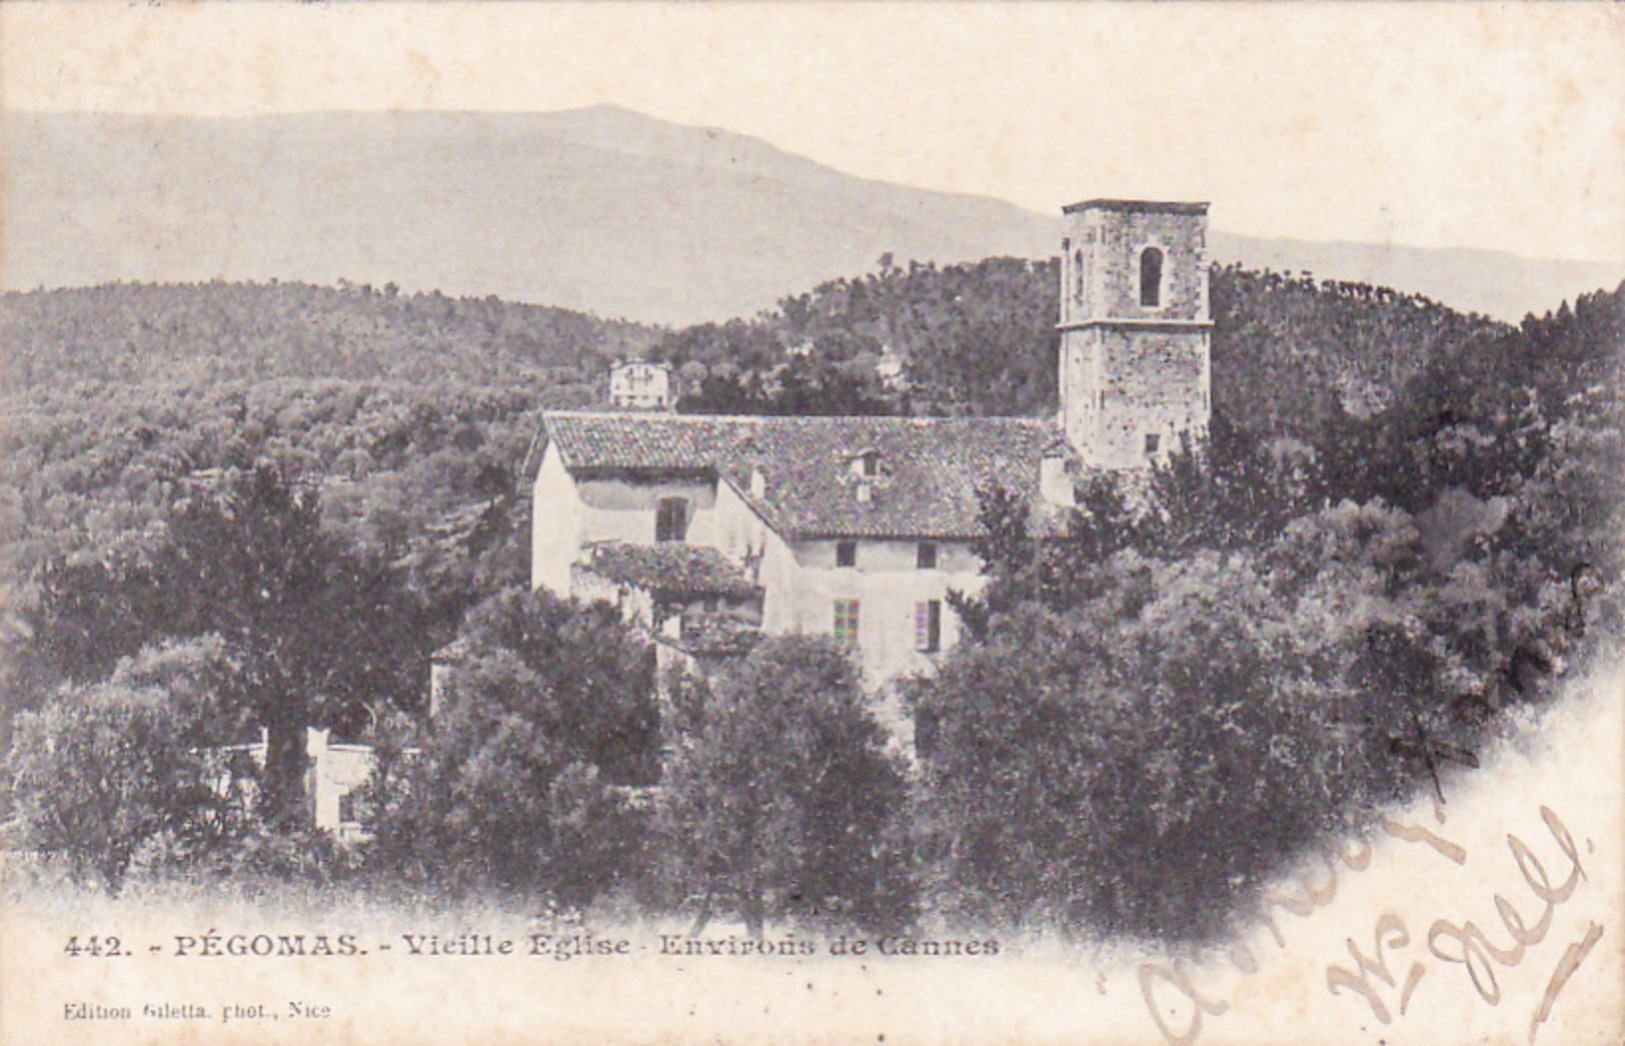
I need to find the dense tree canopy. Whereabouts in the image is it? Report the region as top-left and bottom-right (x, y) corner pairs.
(0, 280), (656, 390)
(23, 465), (429, 823)
(914, 281), (1624, 942)
(658, 636), (912, 935)
(6, 637), (251, 891)
(3, 266), (1617, 943)
(360, 587), (656, 902)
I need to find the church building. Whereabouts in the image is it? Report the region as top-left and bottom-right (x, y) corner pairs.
(529, 199), (1212, 690)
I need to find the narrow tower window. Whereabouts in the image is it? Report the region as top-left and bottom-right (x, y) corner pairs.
(1140, 247), (1164, 307)
(1074, 249), (1085, 303)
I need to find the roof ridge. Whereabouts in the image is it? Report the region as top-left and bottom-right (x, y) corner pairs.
(542, 409), (763, 423)
(542, 409), (1056, 426)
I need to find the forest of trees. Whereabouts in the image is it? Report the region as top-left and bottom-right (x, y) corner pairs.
(0, 280), (657, 390)
(650, 257), (1503, 441)
(3, 268), (1620, 945)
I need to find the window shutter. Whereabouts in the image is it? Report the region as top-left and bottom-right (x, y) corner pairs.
(916, 599), (941, 652)
(834, 599), (860, 643)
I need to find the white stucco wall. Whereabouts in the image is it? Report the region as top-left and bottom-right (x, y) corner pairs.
(532, 443), (722, 596)
(532, 444), (585, 596)
(541, 466), (988, 705)
(711, 479), (983, 690)
(575, 475), (719, 549)
(608, 361), (673, 410)
(229, 728), (376, 838)
(307, 730), (374, 836)
(775, 537), (983, 688)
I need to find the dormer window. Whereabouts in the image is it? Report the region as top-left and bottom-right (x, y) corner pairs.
(1139, 247), (1164, 308)
(852, 449), (881, 478)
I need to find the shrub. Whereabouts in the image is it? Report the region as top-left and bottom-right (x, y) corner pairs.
(359, 593), (655, 907)
(6, 638), (249, 893)
(657, 635), (914, 935)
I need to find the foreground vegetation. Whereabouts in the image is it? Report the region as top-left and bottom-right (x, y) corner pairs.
(3, 269), (1620, 945)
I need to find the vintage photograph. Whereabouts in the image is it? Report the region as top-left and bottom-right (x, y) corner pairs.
(1, 4), (1622, 1044)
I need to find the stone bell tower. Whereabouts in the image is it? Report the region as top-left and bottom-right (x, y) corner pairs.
(1057, 199), (1212, 470)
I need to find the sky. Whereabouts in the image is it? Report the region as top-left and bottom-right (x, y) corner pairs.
(4, 2), (1622, 264)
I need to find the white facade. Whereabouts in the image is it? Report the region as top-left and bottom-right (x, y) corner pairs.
(531, 443), (719, 595)
(531, 449), (983, 691)
(608, 360), (674, 411)
(223, 727), (376, 839)
(714, 480), (983, 688)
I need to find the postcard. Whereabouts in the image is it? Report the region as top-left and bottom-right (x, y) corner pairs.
(2, 4), (1621, 1044)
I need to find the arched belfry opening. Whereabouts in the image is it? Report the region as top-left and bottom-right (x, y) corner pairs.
(1139, 246), (1163, 307)
(1057, 198), (1211, 470)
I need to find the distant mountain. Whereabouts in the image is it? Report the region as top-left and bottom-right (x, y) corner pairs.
(5, 107), (1620, 325)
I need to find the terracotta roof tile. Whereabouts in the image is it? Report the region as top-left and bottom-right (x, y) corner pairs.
(543, 411), (1066, 540)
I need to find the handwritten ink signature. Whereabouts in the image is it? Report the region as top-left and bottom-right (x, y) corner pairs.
(1527, 921), (1604, 1046)
(1139, 806), (1600, 1046)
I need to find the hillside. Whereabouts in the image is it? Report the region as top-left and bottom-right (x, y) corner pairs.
(6, 108), (1620, 325)
(2, 244), (1619, 957)
(652, 258), (1516, 443)
(0, 280), (657, 392)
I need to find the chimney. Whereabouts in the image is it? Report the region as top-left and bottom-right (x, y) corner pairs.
(855, 480), (873, 504)
(749, 468), (766, 499)
(1041, 449), (1075, 507)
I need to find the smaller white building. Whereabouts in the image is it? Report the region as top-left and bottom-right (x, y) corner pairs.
(608, 360), (675, 412)
(218, 727), (377, 839)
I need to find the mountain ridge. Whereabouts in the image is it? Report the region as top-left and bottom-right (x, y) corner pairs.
(5, 107), (1620, 324)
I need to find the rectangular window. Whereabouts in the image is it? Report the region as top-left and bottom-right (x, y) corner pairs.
(836, 540), (858, 568)
(915, 600), (942, 653)
(833, 599), (860, 644)
(1144, 433), (1160, 455)
(656, 497), (689, 543)
(916, 543), (938, 570)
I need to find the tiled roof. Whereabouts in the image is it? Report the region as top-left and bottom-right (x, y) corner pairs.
(543, 413), (750, 472)
(580, 541), (760, 599)
(543, 411), (1067, 540)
